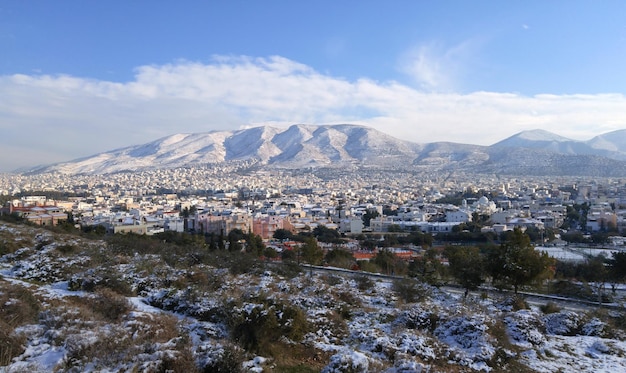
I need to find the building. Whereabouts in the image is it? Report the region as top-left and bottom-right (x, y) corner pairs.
(1, 201), (68, 227)
(196, 213), (253, 236)
(252, 215), (294, 240)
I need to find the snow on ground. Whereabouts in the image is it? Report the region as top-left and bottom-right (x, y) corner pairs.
(2, 222), (626, 372)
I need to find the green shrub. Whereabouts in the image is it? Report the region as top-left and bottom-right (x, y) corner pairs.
(0, 239), (21, 256)
(229, 298), (310, 355)
(393, 278), (426, 303)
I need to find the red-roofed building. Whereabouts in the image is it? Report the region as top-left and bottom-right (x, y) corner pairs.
(1, 202), (68, 226)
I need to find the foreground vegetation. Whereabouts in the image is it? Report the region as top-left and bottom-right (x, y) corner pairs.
(1, 218), (626, 371)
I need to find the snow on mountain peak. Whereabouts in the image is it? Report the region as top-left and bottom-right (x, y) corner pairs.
(515, 129), (571, 142)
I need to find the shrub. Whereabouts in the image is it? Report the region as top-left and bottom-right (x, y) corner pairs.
(499, 295), (529, 311)
(354, 275), (373, 291)
(56, 244), (77, 254)
(540, 301), (561, 314)
(402, 306), (438, 331)
(322, 350), (375, 373)
(158, 346), (199, 373)
(393, 279), (426, 303)
(84, 289), (130, 322)
(324, 275), (343, 286)
(274, 261), (302, 279)
(0, 320), (26, 366)
(336, 290), (361, 307)
(0, 238), (21, 256)
(200, 344), (244, 373)
(229, 298), (310, 355)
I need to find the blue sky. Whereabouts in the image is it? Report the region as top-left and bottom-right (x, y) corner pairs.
(1, 1), (626, 171)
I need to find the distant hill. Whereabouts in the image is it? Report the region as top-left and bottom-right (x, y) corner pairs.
(493, 129), (626, 161)
(23, 124), (626, 177)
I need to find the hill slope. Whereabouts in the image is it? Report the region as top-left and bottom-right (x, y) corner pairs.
(23, 125), (626, 177)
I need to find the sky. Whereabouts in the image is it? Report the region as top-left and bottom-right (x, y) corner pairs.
(1, 1), (626, 172)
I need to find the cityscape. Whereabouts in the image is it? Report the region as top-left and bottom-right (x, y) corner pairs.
(3, 162), (626, 240)
(2, 159), (626, 371)
(3, 2), (626, 372)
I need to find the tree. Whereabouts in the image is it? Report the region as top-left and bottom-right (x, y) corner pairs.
(273, 228), (294, 241)
(263, 246), (278, 259)
(405, 231), (433, 248)
(373, 248), (406, 275)
(408, 248), (442, 285)
(245, 233), (265, 256)
(312, 225), (342, 243)
(362, 209), (380, 227)
(487, 228), (554, 293)
(300, 237), (324, 265)
(608, 251), (626, 284)
(444, 246), (485, 297)
(227, 229), (245, 252)
(324, 248), (356, 269)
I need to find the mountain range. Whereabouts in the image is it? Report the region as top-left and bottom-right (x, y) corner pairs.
(25, 124), (626, 177)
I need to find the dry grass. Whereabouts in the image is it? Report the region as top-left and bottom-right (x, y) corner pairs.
(0, 280), (41, 365)
(43, 293), (198, 372)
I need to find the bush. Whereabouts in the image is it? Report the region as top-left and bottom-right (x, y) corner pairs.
(0, 238), (22, 256)
(229, 298), (310, 355)
(511, 295), (529, 311)
(0, 281), (40, 365)
(84, 289), (130, 322)
(393, 279), (426, 303)
(273, 261), (302, 279)
(157, 346), (199, 373)
(68, 271), (134, 296)
(56, 244), (77, 254)
(0, 282), (40, 326)
(540, 301), (561, 314)
(200, 344), (244, 373)
(0, 321), (26, 366)
(354, 275), (374, 291)
(324, 275), (343, 286)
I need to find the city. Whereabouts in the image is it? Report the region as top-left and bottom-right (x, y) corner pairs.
(2, 165), (626, 372)
(2, 167), (626, 243)
(3, 2), (626, 371)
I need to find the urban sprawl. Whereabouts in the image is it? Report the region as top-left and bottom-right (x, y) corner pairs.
(2, 166), (625, 257)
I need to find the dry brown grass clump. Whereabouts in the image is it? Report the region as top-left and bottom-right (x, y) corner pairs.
(0, 280), (41, 365)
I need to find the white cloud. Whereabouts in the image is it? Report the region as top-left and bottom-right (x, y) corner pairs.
(1, 55), (625, 171)
(398, 40), (479, 92)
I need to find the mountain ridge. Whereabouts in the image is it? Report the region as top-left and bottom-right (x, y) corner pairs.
(23, 125), (626, 177)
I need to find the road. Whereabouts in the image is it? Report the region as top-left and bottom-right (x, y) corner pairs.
(299, 263), (624, 312)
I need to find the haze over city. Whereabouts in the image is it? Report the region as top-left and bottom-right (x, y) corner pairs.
(1, 1), (626, 171)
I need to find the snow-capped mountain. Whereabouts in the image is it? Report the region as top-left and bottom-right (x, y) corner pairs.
(494, 129), (626, 161)
(23, 125), (626, 176)
(27, 124), (426, 175)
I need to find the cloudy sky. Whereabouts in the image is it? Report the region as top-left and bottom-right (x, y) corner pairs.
(1, 1), (626, 172)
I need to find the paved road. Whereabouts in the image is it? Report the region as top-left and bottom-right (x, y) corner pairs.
(299, 263), (625, 312)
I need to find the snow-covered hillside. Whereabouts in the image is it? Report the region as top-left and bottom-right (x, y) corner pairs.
(26, 124), (424, 175)
(23, 124), (626, 177)
(2, 222), (626, 372)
